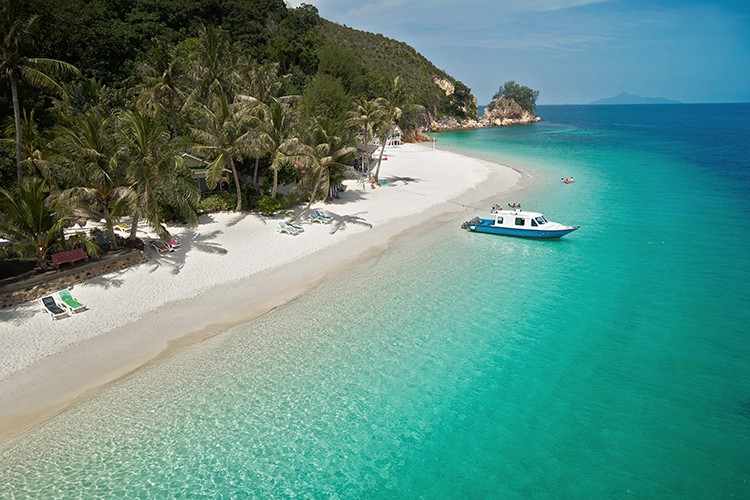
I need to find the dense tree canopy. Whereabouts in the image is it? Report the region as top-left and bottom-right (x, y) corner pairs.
(492, 81), (540, 114)
(0, 0), (482, 272)
(1, 0), (475, 137)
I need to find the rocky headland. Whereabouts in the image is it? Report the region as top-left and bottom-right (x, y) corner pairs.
(425, 82), (540, 135)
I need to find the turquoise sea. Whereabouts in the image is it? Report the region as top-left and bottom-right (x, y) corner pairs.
(2, 104), (749, 498)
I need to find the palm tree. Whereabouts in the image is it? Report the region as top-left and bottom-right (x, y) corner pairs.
(3, 108), (58, 191)
(372, 76), (404, 183)
(119, 109), (198, 240)
(296, 118), (356, 218)
(0, 177), (68, 270)
(55, 111), (135, 250)
(188, 95), (253, 211)
(239, 60), (286, 104)
(185, 24), (238, 103)
(132, 38), (187, 138)
(51, 77), (125, 120)
(235, 60), (288, 188)
(347, 98), (384, 183)
(254, 96), (300, 199)
(0, 12), (79, 181)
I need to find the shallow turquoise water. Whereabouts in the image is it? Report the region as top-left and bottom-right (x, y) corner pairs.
(2, 104), (749, 497)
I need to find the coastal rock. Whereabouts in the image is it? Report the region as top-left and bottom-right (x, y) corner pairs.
(428, 116), (462, 132)
(480, 97), (540, 127)
(433, 76), (455, 96)
(420, 96), (540, 134)
(402, 129), (435, 143)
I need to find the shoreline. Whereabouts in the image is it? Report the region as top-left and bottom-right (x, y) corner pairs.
(0, 143), (534, 444)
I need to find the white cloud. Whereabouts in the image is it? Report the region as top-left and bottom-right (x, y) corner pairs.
(516, 0), (611, 12)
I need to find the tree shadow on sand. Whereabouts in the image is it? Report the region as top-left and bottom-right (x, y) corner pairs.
(0, 302), (39, 323)
(384, 175), (421, 186)
(179, 229), (228, 256)
(196, 212), (248, 228)
(146, 229), (228, 275)
(224, 212), (251, 228)
(145, 244), (186, 275)
(328, 189), (368, 204)
(327, 212), (373, 234)
(86, 270), (126, 289)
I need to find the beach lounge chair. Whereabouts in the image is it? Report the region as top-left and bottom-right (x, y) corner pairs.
(313, 209), (333, 220)
(58, 288), (87, 314)
(149, 239), (173, 254)
(309, 209), (333, 224)
(41, 296), (69, 320)
(278, 222), (302, 235)
(288, 221), (305, 233)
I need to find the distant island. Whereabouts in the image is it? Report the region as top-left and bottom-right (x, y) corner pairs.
(589, 92), (682, 105)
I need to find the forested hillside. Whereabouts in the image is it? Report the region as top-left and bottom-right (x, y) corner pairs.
(317, 20), (476, 122)
(1, 0), (473, 128)
(0, 0), (478, 267)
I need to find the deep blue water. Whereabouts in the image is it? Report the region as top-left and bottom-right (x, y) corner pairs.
(1, 104), (749, 498)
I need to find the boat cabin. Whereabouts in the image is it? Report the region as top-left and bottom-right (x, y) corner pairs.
(492, 210), (549, 228)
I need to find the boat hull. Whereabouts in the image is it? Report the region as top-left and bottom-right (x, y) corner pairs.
(467, 221), (578, 239)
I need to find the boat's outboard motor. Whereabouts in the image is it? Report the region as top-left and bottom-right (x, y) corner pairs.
(461, 217), (481, 229)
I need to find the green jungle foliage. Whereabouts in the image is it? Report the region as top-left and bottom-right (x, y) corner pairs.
(317, 20), (476, 120)
(255, 194), (282, 216)
(198, 192), (238, 214)
(0, 0), (480, 269)
(1, 0), (474, 131)
(491, 81), (540, 114)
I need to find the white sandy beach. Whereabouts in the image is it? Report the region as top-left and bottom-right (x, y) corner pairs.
(0, 143), (528, 442)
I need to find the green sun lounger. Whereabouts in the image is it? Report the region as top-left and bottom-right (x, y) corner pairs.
(278, 222), (302, 235)
(58, 288), (88, 313)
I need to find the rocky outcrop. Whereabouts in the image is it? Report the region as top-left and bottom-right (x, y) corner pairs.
(480, 97), (540, 126)
(432, 76), (455, 96)
(423, 96), (540, 133)
(402, 129), (435, 143)
(428, 116), (474, 132)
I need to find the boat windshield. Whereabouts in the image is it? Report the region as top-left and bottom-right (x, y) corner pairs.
(535, 216), (548, 225)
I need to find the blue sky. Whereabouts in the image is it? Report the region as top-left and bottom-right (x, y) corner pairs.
(287, 0), (750, 104)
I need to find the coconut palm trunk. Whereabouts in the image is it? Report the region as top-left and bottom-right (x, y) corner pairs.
(372, 129), (390, 184)
(102, 205), (119, 250)
(302, 165), (328, 215)
(9, 72), (24, 181)
(253, 156), (260, 187)
(271, 155), (280, 199)
(168, 93), (178, 138)
(129, 210), (140, 241)
(227, 155), (243, 211)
